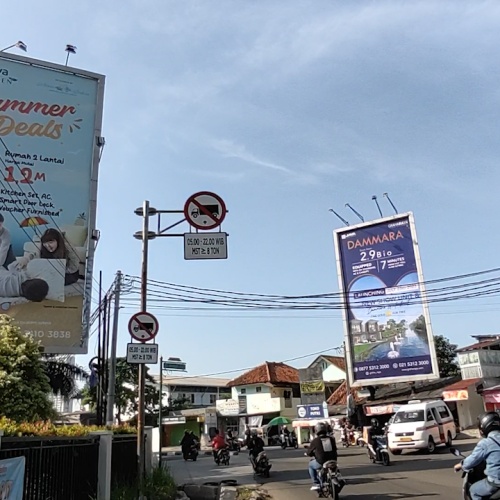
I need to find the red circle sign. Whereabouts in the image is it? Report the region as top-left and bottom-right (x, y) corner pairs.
(128, 311), (159, 342)
(184, 191), (227, 230)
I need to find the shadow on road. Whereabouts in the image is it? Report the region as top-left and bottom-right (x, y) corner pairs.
(345, 494), (440, 499)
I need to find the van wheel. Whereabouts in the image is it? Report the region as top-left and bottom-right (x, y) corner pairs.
(446, 432), (452, 448)
(390, 449), (402, 456)
(427, 437), (436, 454)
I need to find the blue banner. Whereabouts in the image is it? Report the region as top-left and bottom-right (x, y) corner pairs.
(336, 214), (437, 384)
(297, 403), (328, 419)
(0, 456), (25, 500)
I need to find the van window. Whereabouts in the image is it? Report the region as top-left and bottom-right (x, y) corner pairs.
(394, 410), (424, 423)
(437, 406), (451, 419)
(427, 411), (435, 422)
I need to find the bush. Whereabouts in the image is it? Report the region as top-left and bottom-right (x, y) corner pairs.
(0, 417), (136, 437)
(111, 467), (177, 500)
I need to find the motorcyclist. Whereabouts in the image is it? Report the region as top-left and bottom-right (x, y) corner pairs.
(180, 430), (195, 458)
(454, 412), (500, 500)
(211, 429), (227, 461)
(282, 425), (290, 446)
(306, 422), (338, 491)
(247, 429), (265, 469)
(369, 418), (384, 458)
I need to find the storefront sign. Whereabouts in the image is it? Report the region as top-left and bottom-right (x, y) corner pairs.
(0, 456), (25, 499)
(443, 390), (469, 401)
(0, 53), (104, 354)
(365, 404), (401, 416)
(162, 416), (186, 425)
(484, 393), (500, 404)
(297, 403), (328, 419)
(334, 213), (439, 387)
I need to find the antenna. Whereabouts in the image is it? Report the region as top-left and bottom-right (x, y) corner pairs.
(372, 195), (383, 218)
(345, 203), (364, 222)
(383, 193), (398, 214)
(328, 209), (350, 226)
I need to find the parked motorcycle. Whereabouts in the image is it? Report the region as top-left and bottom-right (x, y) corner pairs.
(451, 447), (500, 500)
(314, 460), (346, 499)
(340, 428), (350, 448)
(251, 451), (272, 478)
(183, 444), (198, 461)
(359, 435), (390, 466)
(214, 448), (230, 466)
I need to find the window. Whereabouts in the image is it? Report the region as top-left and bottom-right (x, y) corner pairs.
(256, 386), (262, 393)
(394, 410), (424, 423)
(190, 394), (195, 404)
(284, 390), (292, 408)
(240, 388), (246, 395)
(210, 394), (217, 404)
(437, 406), (451, 419)
(427, 411), (435, 422)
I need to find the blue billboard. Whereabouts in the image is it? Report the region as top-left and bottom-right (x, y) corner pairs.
(334, 213), (439, 386)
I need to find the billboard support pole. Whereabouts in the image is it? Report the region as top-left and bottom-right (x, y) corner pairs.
(106, 270), (122, 426)
(158, 356), (163, 468)
(138, 200), (150, 499)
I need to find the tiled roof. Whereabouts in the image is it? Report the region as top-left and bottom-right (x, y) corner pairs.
(321, 356), (346, 372)
(327, 381), (359, 405)
(227, 362), (299, 387)
(442, 378), (481, 392)
(457, 339), (500, 352)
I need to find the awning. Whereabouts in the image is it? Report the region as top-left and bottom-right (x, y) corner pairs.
(484, 393), (500, 404)
(292, 418), (331, 428)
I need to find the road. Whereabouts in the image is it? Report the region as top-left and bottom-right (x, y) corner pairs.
(165, 439), (477, 499)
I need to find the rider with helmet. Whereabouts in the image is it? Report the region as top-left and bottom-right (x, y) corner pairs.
(454, 412), (500, 500)
(247, 429), (265, 469)
(306, 422), (338, 491)
(368, 418), (384, 456)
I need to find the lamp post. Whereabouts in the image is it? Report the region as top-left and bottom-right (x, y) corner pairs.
(0, 41), (27, 53)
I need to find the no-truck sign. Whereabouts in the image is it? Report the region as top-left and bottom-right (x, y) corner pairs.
(184, 191), (227, 230)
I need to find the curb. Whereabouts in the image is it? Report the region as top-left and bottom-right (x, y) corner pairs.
(219, 486), (237, 500)
(162, 450), (241, 457)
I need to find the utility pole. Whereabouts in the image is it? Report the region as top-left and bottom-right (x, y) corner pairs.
(138, 200), (151, 499)
(106, 270), (122, 426)
(158, 356), (163, 468)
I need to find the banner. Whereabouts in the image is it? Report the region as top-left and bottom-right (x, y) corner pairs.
(299, 366), (325, 405)
(0, 456), (25, 500)
(0, 53), (104, 353)
(334, 213), (439, 387)
(300, 380), (325, 394)
(297, 403), (328, 419)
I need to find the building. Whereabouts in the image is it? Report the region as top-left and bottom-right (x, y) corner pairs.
(457, 334), (500, 380)
(216, 361), (300, 436)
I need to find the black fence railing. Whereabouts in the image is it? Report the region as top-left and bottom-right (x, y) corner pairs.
(111, 435), (138, 488)
(0, 436), (99, 500)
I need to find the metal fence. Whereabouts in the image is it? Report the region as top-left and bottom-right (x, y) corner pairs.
(0, 436), (99, 500)
(111, 434), (138, 488)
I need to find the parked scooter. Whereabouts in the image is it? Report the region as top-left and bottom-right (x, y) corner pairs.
(214, 448), (230, 466)
(359, 435), (390, 466)
(251, 451), (272, 478)
(451, 447), (500, 499)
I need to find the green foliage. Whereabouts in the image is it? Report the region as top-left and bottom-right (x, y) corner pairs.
(0, 315), (54, 421)
(111, 466), (177, 500)
(434, 334), (460, 377)
(41, 354), (89, 397)
(0, 416), (136, 437)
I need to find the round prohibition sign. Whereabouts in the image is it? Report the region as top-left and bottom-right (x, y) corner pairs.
(128, 311), (159, 342)
(184, 191), (227, 230)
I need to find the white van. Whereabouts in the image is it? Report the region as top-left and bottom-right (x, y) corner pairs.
(387, 400), (456, 455)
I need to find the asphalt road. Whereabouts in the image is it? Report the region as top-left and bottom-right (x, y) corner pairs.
(165, 439), (478, 499)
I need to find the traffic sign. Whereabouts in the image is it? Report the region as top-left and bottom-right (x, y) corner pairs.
(126, 343), (159, 364)
(128, 311), (159, 342)
(184, 191), (227, 230)
(184, 232), (228, 260)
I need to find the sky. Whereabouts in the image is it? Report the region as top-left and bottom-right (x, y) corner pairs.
(3, 1), (500, 379)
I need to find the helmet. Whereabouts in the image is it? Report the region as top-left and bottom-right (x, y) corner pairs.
(478, 412), (500, 437)
(251, 428), (258, 436)
(370, 418), (380, 428)
(314, 422), (327, 436)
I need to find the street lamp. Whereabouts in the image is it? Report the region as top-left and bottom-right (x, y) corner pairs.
(0, 41), (27, 53)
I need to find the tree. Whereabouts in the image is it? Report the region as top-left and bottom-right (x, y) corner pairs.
(434, 334), (459, 377)
(42, 354), (89, 397)
(0, 315), (54, 421)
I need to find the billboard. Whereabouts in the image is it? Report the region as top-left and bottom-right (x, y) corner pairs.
(334, 212), (439, 387)
(0, 52), (104, 353)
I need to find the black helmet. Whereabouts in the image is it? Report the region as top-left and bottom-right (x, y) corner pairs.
(478, 412), (500, 437)
(370, 418), (380, 428)
(315, 422), (327, 436)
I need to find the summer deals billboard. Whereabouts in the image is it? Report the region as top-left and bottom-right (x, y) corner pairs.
(0, 53), (104, 353)
(334, 213), (439, 387)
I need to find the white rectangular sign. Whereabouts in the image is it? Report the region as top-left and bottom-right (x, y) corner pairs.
(126, 343), (158, 364)
(184, 232), (228, 260)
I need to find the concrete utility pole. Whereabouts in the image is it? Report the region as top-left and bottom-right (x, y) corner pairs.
(106, 270), (122, 426)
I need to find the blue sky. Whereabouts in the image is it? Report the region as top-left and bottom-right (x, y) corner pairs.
(3, 1), (500, 377)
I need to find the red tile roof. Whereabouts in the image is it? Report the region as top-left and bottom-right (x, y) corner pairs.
(442, 378), (481, 392)
(457, 339), (500, 352)
(321, 356), (346, 372)
(227, 362), (299, 387)
(327, 381), (360, 405)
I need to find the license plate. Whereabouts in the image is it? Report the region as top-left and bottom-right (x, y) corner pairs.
(399, 437), (412, 442)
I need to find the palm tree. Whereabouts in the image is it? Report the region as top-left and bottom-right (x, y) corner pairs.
(41, 354), (89, 398)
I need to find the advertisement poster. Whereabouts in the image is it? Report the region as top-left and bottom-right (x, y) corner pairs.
(0, 456), (25, 500)
(0, 53), (104, 353)
(334, 213), (439, 387)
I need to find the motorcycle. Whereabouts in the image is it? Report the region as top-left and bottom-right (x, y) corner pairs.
(251, 451), (272, 478)
(315, 460), (346, 499)
(214, 447), (230, 466)
(340, 428), (349, 448)
(281, 432), (299, 449)
(359, 435), (390, 466)
(183, 443), (198, 461)
(451, 447), (500, 500)
(226, 436), (241, 452)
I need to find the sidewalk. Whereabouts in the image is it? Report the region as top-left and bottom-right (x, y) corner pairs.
(161, 445), (214, 457)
